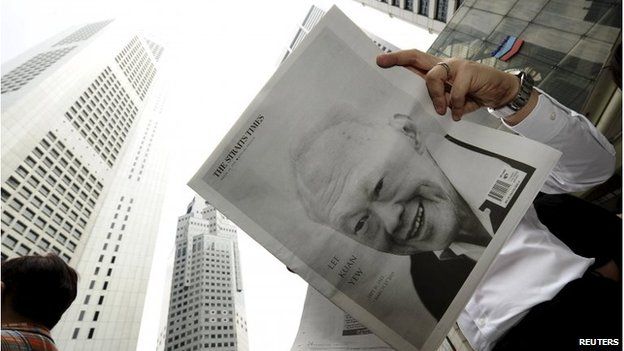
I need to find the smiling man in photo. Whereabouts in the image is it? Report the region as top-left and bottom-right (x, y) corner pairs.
(291, 113), (491, 256)
(290, 111), (492, 320)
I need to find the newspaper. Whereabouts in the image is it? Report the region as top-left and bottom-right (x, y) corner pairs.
(290, 286), (469, 351)
(189, 6), (561, 351)
(291, 286), (394, 351)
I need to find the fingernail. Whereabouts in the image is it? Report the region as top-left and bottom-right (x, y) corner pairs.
(452, 108), (462, 120)
(436, 105), (446, 115)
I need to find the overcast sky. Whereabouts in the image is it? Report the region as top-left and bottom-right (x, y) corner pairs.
(1, 1), (437, 350)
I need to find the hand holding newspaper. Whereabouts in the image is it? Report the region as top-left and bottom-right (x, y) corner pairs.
(189, 7), (560, 351)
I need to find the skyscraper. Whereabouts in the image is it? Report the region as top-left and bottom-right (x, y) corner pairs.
(282, 6), (326, 62)
(354, 0), (460, 33)
(163, 198), (249, 351)
(1, 20), (170, 350)
(282, 5), (398, 64)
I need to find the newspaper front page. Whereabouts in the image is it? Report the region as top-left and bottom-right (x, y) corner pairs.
(291, 286), (394, 351)
(291, 286), (470, 351)
(189, 7), (561, 351)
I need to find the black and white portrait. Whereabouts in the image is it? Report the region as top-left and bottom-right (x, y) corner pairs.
(190, 9), (554, 350)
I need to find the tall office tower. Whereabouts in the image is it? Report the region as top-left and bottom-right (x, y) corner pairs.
(1, 20), (170, 350)
(282, 5), (326, 62)
(354, 0), (460, 33)
(156, 251), (175, 351)
(163, 198), (249, 351)
(282, 6), (398, 64)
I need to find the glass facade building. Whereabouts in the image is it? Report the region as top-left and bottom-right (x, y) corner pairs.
(428, 0), (621, 209)
(428, 0), (621, 112)
(427, 1), (621, 345)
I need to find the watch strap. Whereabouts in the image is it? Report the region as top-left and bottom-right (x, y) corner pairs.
(487, 105), (517, 119)
(488, 70), (533, 120)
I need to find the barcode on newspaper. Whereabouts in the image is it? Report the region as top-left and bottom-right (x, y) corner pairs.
(487, 166), (526, 208)
(488, 179), (512, 202)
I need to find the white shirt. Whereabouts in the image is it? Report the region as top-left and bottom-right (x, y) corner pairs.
(457, 89), (616, 351)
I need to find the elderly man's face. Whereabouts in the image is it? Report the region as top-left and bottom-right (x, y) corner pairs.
(299, 121), (463, 255)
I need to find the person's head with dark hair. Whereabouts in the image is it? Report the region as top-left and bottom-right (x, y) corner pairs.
(1, 254), (78, 329)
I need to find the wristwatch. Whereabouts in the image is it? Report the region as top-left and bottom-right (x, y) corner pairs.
(487, 69), (534, 120)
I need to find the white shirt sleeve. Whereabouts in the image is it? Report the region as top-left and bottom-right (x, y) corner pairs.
(503, 88), (616, 194)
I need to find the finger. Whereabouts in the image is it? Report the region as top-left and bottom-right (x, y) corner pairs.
(425, 64), (451, 115)
(377, 49), (440, 77)
(444, 92), (457, 120)
(449, 71), (471, 120)
(462, 101), (481, 115)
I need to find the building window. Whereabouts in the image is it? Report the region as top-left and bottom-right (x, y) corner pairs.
(1, 212), (14, 226)
(404, 0), (414, 11)
(87, 328), (95, 339)
(434, 0), (448, 22)
(37, 239), (50, 250)
(72, 328), (79, 339)
(25, 230), (38, 242)
(50, 246), (61, 255)
(93, 311), (99, 321)
(9, 198), (23, 211)
(1, 46), (77, 94)
(18, 187), (32, 200)
(34, 217), (45, 229)
(32, 196), (43, 208)
(13, 221), (26, 234)
(418, 0), (429, 15)
(15, 166), (28, 178)
(391, 0), (399, 6)
(22, 208), (35, 220)
(78, 310), (85, 321)
(3, 235), (17, 249)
